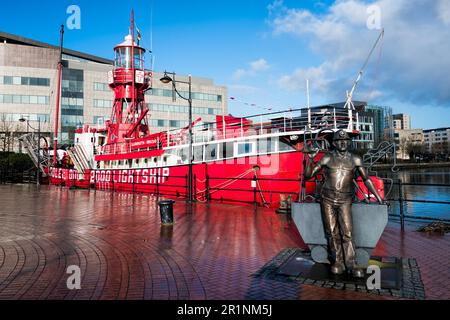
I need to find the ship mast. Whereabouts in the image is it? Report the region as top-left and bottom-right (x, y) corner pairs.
(53, 24), (64, 165)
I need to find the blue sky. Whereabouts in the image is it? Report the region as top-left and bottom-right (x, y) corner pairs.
(1, 0), (449, 129)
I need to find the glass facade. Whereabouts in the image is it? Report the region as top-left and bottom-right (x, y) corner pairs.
(148, 119), (189, 128)
(93, 82), (110, 92)
(94, 99), (113, 108)
(0, 75), (50, 87)
(146, 88), (222, 102)
(61, 68), (84, 144)
(150, 103), (221, 115)
(93, 116), (105, 125)
(0, 113), (50, 122)
(366, 105), (386, 146)
(0, 94), (49, 105)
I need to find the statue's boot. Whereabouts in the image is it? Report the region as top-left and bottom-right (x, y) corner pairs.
(331, 262), (345, 275)
(351, 268), (365, 278)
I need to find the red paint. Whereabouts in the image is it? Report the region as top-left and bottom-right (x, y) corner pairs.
(49, 151), (317, 207)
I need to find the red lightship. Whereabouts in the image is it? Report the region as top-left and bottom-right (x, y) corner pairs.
(47, 13), (378, 208)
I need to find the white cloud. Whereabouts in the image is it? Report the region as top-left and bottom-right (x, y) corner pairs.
(268, 0), (450, 107)
(250, 58), (270, 72)
(232, 58), (270, 80)
(437, 0), (450, 25)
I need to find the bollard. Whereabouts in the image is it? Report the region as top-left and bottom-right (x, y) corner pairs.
(158, 200), (175, 225)
(398, 179), (405, 231)
(206, 175), (210, 203)
(252, 175), (257, 211)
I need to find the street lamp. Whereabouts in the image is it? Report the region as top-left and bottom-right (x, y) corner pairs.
(160, 71), (193, 202)
(19, 116), (41, 185)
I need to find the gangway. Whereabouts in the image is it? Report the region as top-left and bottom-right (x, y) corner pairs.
(18, 133), (49, 177)
(67, 144), (91, 174)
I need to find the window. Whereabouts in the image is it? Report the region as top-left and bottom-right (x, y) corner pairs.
(21, 95), (30, 104)
(29, 96), (38, 104)
(205, 144), (217, 161)
(38, 96), (47, 104)
(13, 77), (21, 85)
(278, 139), (293, 152)
(93, 116), (105, 125)
(13, 95), (21, 104)
(3, 95), (12, 103)
(4, 76), (12, 85)
(258, 138), (274, 154)
(221, 142), (234, 159)
(194, 146), (203, 162)
(29, 77), (39, 86)
(236, 142), (254, 156)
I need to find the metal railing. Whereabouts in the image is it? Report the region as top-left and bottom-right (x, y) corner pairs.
(383, 179), (450, 230)
(45, 169), (450, 229)
(0, 168), (37, 184)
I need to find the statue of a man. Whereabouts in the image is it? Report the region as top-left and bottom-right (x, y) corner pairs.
(305, 130), (383, 278)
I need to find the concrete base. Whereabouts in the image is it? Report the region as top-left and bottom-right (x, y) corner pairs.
(292, 202), (388, 267)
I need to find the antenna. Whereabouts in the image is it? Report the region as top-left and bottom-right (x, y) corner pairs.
(150, 0), (153, 54)
(149, 0), (155, 71)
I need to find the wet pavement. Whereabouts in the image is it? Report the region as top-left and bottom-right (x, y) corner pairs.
(0, 184), (448, 300)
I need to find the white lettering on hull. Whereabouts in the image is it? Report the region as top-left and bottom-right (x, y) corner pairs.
(89, 168), (170, 185)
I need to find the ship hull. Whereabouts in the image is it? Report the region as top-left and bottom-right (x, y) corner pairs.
(47, 151), (316, 207)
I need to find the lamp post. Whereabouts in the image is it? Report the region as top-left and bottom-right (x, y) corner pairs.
(160, 71), (193, 202)
(19, 116), (40, 185)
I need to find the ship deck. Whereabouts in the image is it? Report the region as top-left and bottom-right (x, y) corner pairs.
(0, 184), (448, 300)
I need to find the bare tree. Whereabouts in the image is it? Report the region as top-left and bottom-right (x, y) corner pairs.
(431, 141), (449, 154)
(398, 137), (408, 159)
(0, 114), (13, 153)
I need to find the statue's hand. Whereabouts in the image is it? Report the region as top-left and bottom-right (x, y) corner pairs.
(305, 146), (320, 159)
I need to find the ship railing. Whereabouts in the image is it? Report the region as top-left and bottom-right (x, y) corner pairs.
(186, 107), (359, 145)
(97, 107), (359, 154)
(101, 142), (133, 155)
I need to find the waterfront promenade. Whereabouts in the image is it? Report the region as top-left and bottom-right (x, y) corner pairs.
(0, 184), (448, 300)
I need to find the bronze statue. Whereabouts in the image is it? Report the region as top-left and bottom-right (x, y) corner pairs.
(305, 130), (383, 278)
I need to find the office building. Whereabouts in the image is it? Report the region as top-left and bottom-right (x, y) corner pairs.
(392, 113), (411, 130)
(423, 127), (450, 153)
(0, 31), (227, 150)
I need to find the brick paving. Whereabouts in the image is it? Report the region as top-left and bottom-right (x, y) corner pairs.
(0, 184), (448, 300)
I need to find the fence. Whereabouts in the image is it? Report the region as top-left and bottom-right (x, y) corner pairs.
(0, 168), (37, 184)
(8, 169), (450, 228)
(383, 179), (450, 230)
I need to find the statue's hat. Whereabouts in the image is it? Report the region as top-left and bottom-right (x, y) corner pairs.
(333, 130), (351, 141)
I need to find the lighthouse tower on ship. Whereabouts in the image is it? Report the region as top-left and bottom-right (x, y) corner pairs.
(64, 11), (154, 174)
(106, 11), (152, 145)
